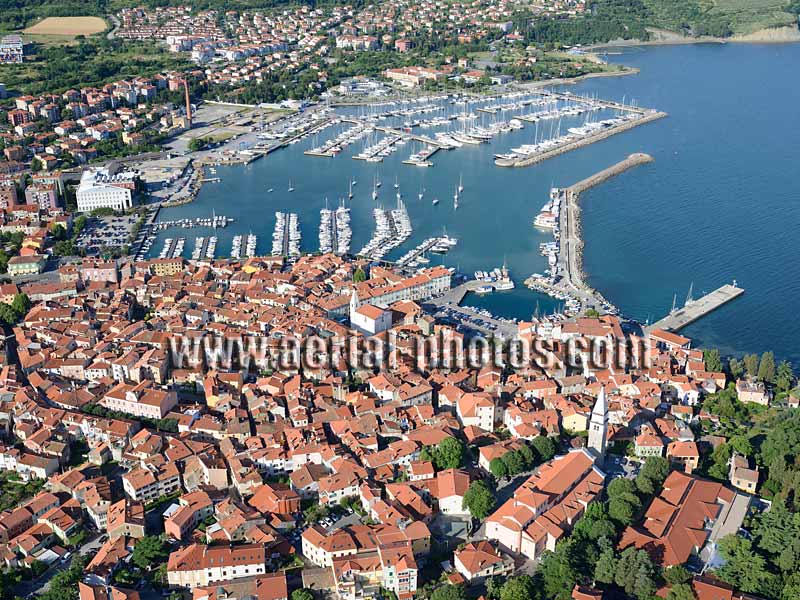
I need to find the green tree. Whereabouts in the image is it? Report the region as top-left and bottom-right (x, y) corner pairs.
(499, 575), (538, 600)
(716, 535), (772, 595)
(759, 351), (776, 383)
(430, 584), (465, 600)
(501, 450), (525, 476)
(776, 361), (794, 394)
(594, 537), (617, 584)
(538, 540), (579, 600)
(518, 443), (535, 467)
(614, 546), (657, 600)
(292, 590), (315, 600)
(11, 293), (30, 317)
(743, 354), (760, 378)
(188, 137), (209, 152)
(485, 575), (504, 600)
(0, 303), (20, 325)
(607, 476), (637, 498)
(608, 494), (639, 525)
(729, 435), (753, 457)
(39, 555), (87, 600)
(664, 565), (692, 585)
(353, 266), (366, 282)
(433, 437), (465, 470)
(131, 535), (169, 571)
(707, 442), (733, 481)
(729, 357), (744, 379)
(781, 573), (800, 600)
(531, 435), (557, 463)
(635, 456), (670, 496)
(462, 480), (495, 519)
(489, 457), (508, 479)
(666, 583), (695, 600)
(704, 348), (722, 373)
(607, 478), (641, 525)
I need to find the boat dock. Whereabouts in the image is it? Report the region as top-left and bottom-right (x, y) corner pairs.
(396, 235), (456, 268)
(402, 145), (440, 167)
(645, 284), (745, 333)
(272, 212), (301, 257)
(496, 110), (666, 168)
(525, 153), (655, 314)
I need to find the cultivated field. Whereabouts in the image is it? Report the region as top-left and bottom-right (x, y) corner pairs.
(23, 16), (107, 36)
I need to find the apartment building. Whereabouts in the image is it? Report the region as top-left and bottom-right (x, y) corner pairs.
(485, 449), (604, 560)
(102, 381), (178, 419)
(166, 543), (267, 588)
(122, 462), (181, 503)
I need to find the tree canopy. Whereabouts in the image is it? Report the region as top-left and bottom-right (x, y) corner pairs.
(462, 480), (495, 519)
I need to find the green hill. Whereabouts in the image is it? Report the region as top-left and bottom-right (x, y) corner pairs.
(644, 0), (799, 36)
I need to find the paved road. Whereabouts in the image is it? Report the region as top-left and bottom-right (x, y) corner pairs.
(15, 532), (105, 598)
(106, 14), (121, 39)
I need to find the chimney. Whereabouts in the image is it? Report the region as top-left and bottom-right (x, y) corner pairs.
(183, 79), (192, 128)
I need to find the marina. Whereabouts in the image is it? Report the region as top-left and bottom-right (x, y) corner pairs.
(152, 214), (232, 231)
(358, 198), (412, 261)
(231, 235), (243, 260)
(525, 153), (656, 314)
(145, 45), (797, 361)
(319, 204), (352, 255)
(396, 234), (458, 269)
(272, 212), (301, 257)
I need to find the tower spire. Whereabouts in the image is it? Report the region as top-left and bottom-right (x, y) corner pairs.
(588, 386), (608, 461)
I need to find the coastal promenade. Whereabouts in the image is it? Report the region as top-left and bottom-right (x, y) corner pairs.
(496, 110), (666, 168)
(526, 153), (655, 313)
(645, 284), (745, 333)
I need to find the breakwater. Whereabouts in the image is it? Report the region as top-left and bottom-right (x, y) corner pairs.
(526, 153), (655, 314)
(496, 110), (666, 168)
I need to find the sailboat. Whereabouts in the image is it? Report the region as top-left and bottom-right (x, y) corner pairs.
(432, 197), (439, 206)
(348, 180), (353, 199)
(458, 173), (464, 193)
(396, 187), (401, 201)
(453, 186), (459, 209)
(394, 175), (399, 189)
(267, 188), (274, 193)
(288, 180), (294, 192)
(418, 185), (424, 201)
(372, 176), (378, 201)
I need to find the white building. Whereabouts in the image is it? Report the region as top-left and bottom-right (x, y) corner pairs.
(166, 543), (266, 588)
(350, 291), (392, 335)
(76, 167), (136, 212)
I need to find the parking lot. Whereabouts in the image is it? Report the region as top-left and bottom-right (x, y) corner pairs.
(75, 212), (147, 256)
(287, 504), (361, 550)
(605, 453), (640, 479)
(429, 303), (519, 339)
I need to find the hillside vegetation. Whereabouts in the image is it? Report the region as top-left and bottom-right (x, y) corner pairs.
(644, 0), (799, 36)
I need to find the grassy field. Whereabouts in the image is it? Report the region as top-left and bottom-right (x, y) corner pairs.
(710, 0), (797, 34)
(23, 16), (107, 36)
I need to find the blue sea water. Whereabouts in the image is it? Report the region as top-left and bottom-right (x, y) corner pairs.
(150, 42), (800, 364)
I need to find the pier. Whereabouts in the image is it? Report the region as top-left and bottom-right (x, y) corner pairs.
(496, 110), (666, 168)
(526, 153), (655, 314)
(645, 284), (745, 333)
